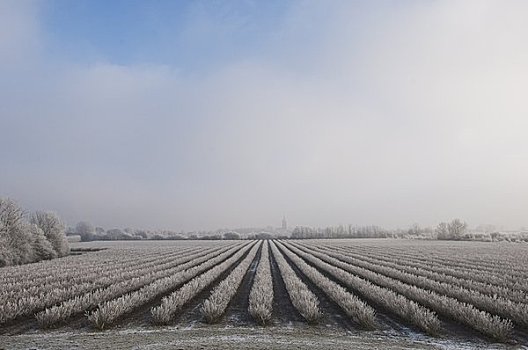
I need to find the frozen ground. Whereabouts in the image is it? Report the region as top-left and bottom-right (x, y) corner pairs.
(1, 326), (524, 350)
(3, 240), (528, 349)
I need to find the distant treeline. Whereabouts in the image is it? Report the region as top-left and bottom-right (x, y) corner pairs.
(71, 222), (289, 242)
(290, 221), (467, 240)
(291, 219), (528, 242)
(70, 219), (528, 243)
(291, 225), (390, 239)
(0, 198), (70, 267)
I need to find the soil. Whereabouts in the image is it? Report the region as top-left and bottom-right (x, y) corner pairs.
(0, 326), (517, 350)
(223, 243), (262, 326)
(277, 244), (360, 333)
(69, 248), (107, 255)
(0, 317), (37, 336)
(268, 247), (305, 326)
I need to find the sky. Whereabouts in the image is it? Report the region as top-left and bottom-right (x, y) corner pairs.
(1, 0), (528, 231)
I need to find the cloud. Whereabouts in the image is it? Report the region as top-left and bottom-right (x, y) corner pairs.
(1, 1), (528, 230)
(0, 1), (41, 65)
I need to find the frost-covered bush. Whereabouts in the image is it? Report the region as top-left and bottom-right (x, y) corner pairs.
(276, 241), (377, 329)
(248, 241), (273, 325)
(269, 241), (320, 323)
(30, 211), (69, 257)
(201, 241), (261, 323)
(151, 243), (257, 325)
(0, 198), (67, 267)
(291, 242), (513, 341)
(86, 244), (248, 329)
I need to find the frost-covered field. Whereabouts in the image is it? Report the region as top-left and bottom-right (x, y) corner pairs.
(1, 239), (527, 349)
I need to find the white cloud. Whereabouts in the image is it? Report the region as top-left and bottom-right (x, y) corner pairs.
(0, 1), (41, 65)
(2, 1), (528, 230)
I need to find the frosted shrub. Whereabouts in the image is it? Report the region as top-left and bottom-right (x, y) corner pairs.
(151, 243), (257, 325)
(269, 241), (321, 323)
(276, 241), (377, 329)
(201, 241), (261, 323)
(87, 244), (248, 329)
(248, 241), (273, 325)
(286, 242), (441, 335)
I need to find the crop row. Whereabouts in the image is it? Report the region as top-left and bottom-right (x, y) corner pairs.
(333, 244), (528, 294)
(0, 247), (208, 298)
(33, 244), (241, 328)
(281, 242), (441, 335)
(0, 247), (192, 283)
(311, 244), (528, 328)
(291, 242), (513, 341)
(274, 241), (377, 329)
(1, 239), (523, 345)
(248, 241), (273, 325)
(322, 245), (528, 303)
(87, 242), (251, 329)
(201, 241), (262, 323)
(343, 244), (528, 281)
(382, 245), (528, 273)
(269, 241), (320, 323)
(149, 242), (257, 326)
(0, 247), (208, 303)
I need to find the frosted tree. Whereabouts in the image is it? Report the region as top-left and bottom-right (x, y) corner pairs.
(0, 198), (33, 266)
(76, 221), (96, 242)
(436, 219), (467, 240)
(435, 222), (449, 239)
(30, 211), (70, 257)
(448, 219), (467, 240)
(29, 224), (58, 261)
(0, 198), (68, 266)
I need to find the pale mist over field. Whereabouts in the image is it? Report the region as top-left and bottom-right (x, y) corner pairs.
(1, 1), (528, 231)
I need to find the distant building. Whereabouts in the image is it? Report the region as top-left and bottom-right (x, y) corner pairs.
(282, 216), (287, 230)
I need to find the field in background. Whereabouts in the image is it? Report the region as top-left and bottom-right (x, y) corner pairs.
(2, 239), (528, 349)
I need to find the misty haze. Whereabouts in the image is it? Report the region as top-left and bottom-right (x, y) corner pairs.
(1, 1), (528, 349)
